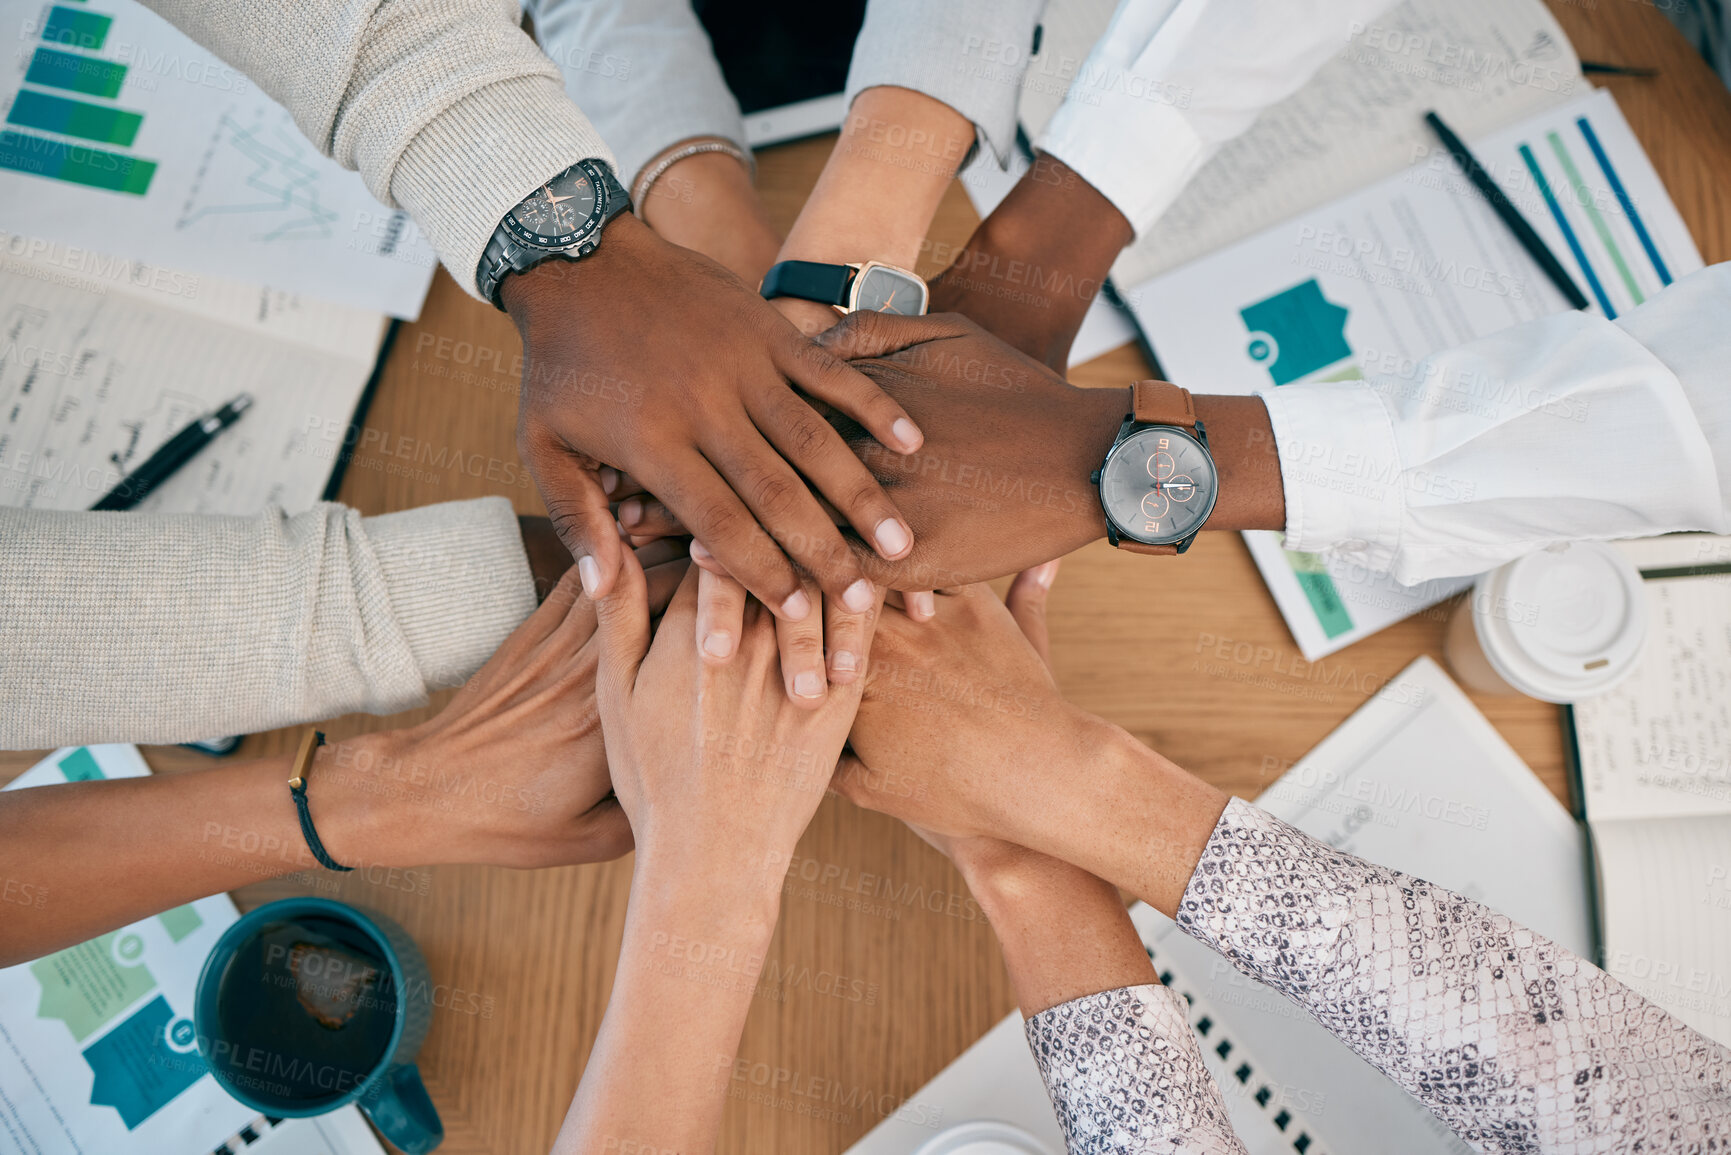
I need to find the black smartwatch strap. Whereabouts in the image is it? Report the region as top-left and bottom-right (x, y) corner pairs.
(760, 260), (854, 307)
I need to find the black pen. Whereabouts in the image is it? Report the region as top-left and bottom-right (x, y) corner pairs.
(1424, 110), (1590, 310)
(91, 393), (254, 511)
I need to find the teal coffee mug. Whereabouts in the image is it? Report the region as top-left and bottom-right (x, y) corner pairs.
(194, 897), (444, 1153)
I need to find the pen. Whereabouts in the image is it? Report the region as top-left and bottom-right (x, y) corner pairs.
(1581, 61), (1658, 77)
(90, 393), (254, 511)
(1424, 110), (1591, 311)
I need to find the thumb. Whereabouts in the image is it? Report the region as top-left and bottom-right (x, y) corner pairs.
(1005, 560), (1060, 669)
(526, 443), (623, 598)
(813, 310), (974, 363)
(592, 542), (651, 709)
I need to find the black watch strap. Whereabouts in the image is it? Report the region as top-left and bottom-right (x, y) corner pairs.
(760, 260), (854, 307)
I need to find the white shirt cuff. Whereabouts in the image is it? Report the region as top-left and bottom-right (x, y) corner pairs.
(1037, 96), (1203, 238)
(1258, 381), (1404, 574)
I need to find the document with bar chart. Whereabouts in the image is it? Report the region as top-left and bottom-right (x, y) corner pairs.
(0, 0), (437, 318)
(1127, 88), (1702, 659)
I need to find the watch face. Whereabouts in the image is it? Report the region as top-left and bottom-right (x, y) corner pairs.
(851, 265), (927, 315)
(504, 164), (603, 248)
(1099, 426), (1218, 545)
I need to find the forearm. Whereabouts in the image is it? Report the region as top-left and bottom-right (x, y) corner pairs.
(933, 155), (1131, 368)
(1178, 799), (1731, 1150)
(959, 846), (1154, 1016)
(0, 752), (342, 965)
(0, 500), (535, 748)
(774, 86), (972, 335)
(984, 713), (1228, 920)
(554, 853), (781, 1153)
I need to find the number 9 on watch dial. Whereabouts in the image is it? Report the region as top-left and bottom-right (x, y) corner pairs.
(1098, 427), (1218, 545)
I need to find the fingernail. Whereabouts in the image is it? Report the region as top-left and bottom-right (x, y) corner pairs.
(832, 650), (858, 674)
(874, 519), (911, 558)
(781, 589), (812, 621)
(842, 578), (875, 614)
(690, 539), (714, 562)
(577, 556), (602, 596)
(794, 670), (825, 698)
(619, 497), (642, 527)
(1034, 560), (1060, 589)
(892, 417), (922, 452)
(702, 631), (734, 659)
(599, 467), (619, 495)
(909, 591), (936, 620)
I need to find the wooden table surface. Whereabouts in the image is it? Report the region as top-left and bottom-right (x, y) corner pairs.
(8, 3), (1730, 1151)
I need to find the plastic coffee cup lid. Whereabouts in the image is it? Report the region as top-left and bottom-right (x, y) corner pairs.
(1471, 541), (1647, 704)
(913, 1121), (1057, 1155)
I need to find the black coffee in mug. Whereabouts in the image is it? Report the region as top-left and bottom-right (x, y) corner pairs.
(211, 914), (400, 1108)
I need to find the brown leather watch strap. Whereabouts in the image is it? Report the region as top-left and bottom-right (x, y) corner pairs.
(1130, 380), (1196, 429)
(1116, 540), (1178, 556)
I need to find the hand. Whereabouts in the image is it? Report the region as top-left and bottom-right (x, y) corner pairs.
(590, 553), (877, 878)
(885, 561), (1061, 866)
(832, 564), (1227, 917)
(928, 153), (1133, 372)
(819, 311), (1125, 588)
(321, 546), (688, 870)
(604, 312), (1121, 589)
(502, 212), (921, 619)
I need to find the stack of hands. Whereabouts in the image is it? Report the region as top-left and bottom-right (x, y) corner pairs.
(11, 77), (1729, 1154)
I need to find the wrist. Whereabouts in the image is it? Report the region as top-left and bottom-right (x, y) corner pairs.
(639, 144), (782, 284)
(498, 211), (656, 326)
(630, 843), (784, 943)
(308, 729), (426, 869)
(780, 87), (971, 272)
(1069, 385), (1130, 546)
(1193, 394), (1285, 532)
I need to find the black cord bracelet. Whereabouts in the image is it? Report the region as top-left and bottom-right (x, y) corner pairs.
(288, 730), (353, 872)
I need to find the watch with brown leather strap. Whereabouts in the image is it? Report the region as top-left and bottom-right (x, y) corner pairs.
(1091, 380), (1219, 555)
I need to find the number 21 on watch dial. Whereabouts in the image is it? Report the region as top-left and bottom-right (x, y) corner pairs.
(1099, 427), (1218, 545)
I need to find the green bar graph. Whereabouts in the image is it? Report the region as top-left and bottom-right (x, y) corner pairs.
(24, 46), (126, 98)
(42, 5), (111, 50)
(0, 130), (155, 194)
(7, 89), (141, 146)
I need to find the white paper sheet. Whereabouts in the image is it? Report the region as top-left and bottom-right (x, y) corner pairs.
(846, 658), (1591, 1155)
(0, 0), (436, 319)
(0, 255), (378, 514)
(1128, 88), (1703, 659)
(0, 747), (387, 1155)
(1109, 0), (1583, 288)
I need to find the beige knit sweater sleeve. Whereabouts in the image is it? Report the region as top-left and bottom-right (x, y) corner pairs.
(140, 0), (619, 298)
(0, 497), (537, 749)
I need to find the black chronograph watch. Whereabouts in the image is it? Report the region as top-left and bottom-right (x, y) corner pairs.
(476, 158), (631, 309)
(1091, 380), (1219, 555)
(759, 259), (928, 316)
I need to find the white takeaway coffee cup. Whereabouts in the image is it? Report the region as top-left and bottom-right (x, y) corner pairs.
(1444, 541), (1648, 703)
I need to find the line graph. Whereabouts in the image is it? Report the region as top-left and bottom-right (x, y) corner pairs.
(174, 109), (339, 242)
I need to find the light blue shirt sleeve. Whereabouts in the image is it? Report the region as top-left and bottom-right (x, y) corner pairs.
(846, 0), (1049, 167)
(525, 0), (748, 191)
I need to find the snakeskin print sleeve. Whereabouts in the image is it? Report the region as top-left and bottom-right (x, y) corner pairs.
(1024, 983), (1248, 1155)
(1176, 797), (1731, 1151)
